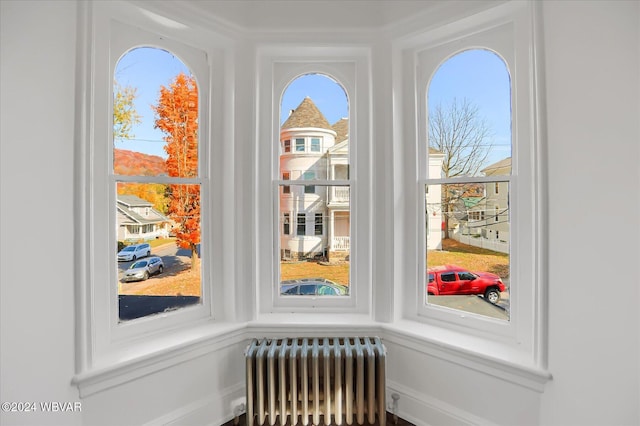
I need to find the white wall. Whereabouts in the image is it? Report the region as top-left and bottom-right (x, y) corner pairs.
(540, 1), (640, 424)
(1, 1), (638, 426)
(1, 2), (81, 425)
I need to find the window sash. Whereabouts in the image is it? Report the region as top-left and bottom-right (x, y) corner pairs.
(296, 213), (306, 236)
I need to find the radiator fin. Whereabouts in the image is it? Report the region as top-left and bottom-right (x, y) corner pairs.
(245, 337), (386, 426)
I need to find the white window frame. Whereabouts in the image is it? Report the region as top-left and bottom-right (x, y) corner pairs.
(310, 137), (322, 152)
(74, 1), (228, 383)
(397, 1), (547, 370)
(256, 47), (371, 314)
(296, 213), (306, 236)
(314, 212), (324, 236)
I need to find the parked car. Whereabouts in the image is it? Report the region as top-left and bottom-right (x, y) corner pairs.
(280, 278), (349, 296)
(121, 256), (164, 282)
(427, 265), (505, 304)
(117, 243), (151, 262)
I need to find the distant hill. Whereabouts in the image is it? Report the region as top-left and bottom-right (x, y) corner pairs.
(114, 149), (166, 176)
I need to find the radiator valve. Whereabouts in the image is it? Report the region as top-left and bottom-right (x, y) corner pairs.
(391, 393), (400, 424)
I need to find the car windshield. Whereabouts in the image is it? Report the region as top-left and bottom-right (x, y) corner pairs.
(122, 247), (135, 252)
(130, 260), (148, 269)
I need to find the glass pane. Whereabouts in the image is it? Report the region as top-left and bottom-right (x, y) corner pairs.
(117, 182), (201, 321)
(425, 183), (510, 320)
(428, 49), (511, 179)
(279, 185), (350, 297)
(114, 47), (197, 177)
(280, 73), (349, 181)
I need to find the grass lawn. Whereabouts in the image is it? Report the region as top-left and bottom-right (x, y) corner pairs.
(119, 238), (508, 297)
(280, 261), (350, 285)
(429, 238), (509, 279)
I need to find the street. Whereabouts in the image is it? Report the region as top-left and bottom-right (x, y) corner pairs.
(117, 242), (193, 281)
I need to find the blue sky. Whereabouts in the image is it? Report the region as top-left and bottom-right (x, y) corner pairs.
(428, 49), (512, 164)
(115, 47), (510, 165)
(114, 47), (190, 158)
(280, 74), (348, 126)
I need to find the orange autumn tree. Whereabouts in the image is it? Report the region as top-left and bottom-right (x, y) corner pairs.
(153, 73), (200, 268)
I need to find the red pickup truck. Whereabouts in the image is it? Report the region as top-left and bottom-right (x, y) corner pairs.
(427, 265), (505, 304)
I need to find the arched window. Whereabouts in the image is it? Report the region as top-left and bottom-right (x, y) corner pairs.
(277, 73), (350, 299)
(79, 10), (216, 372)
(407, 11), (545, 364)
(113, 47), (202, 322)
(255, 51), (370, 315)
(425, 49), (512, 320)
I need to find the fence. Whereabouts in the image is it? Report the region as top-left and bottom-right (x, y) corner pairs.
(451, 232), (509, 254)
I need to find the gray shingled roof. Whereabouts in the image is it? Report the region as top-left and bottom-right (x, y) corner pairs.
(117, 194), (152, 207)
(117, 195), (169, 224)
(281, 97), (332, 130)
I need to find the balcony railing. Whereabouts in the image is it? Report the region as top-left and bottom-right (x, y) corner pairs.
(329, 186), (350, 204)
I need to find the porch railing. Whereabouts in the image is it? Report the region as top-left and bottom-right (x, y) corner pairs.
(332, 236), (350, 251)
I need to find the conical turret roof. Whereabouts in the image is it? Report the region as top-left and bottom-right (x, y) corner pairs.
(281, 97), (332, 130)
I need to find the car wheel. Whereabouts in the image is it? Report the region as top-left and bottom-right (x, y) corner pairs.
(146, 251), (150, 257)
(485, 288), (500, 304)
(132, 255), (137, 261)
(143, 271), (149, 281)
(158, 266), (163, 275)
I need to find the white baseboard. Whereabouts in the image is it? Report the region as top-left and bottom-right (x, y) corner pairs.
(387, 380), (497, 426)
(143, 383), (244, 426)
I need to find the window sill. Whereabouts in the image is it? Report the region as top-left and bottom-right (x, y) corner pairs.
(72, 321), (247, 397)
(250, 313), (377, 334)
(382, 319), (552, 392)
(73, 316), (551, 398)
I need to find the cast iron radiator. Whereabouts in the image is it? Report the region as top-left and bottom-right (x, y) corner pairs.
(245, 337), (386, 426)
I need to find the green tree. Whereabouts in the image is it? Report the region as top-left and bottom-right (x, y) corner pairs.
(113, 81), (141, 140)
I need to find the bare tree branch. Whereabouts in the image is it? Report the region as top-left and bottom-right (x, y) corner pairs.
(429, 98), (494, 238)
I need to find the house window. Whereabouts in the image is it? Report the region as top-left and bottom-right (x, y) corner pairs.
(304, 171), (315, 194)
(283, 213), (290, 235)
(297, 213), (306, 236)
(409, 3), (545, 369)
(274, 71), (353, 307)
(284, 139), (291, 153)
(78, 6), (219, 383)
(423, 48), (512, 321)
(315, 213), (323, 235)
(495, 206), (500, 222)
(282, 171), (290, 194)
(495, 181), (500, 194)
(114, 47), (202, 322)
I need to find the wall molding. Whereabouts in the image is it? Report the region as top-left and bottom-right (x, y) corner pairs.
(387, 380), (498, 426)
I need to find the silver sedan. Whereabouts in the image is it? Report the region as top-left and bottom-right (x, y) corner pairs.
(121, 256), (164, 282)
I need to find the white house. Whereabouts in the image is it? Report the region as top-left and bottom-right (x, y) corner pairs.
(454, 157), (511, 253)
(481, 157), (511, 243)
(1, 1), (638, 426)
(279, 97), (444, 259)
(279, 97), (346, 260)
(116, 195), (171, 242)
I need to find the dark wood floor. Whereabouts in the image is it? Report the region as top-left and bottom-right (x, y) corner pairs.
(222, 412), (415, 426)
